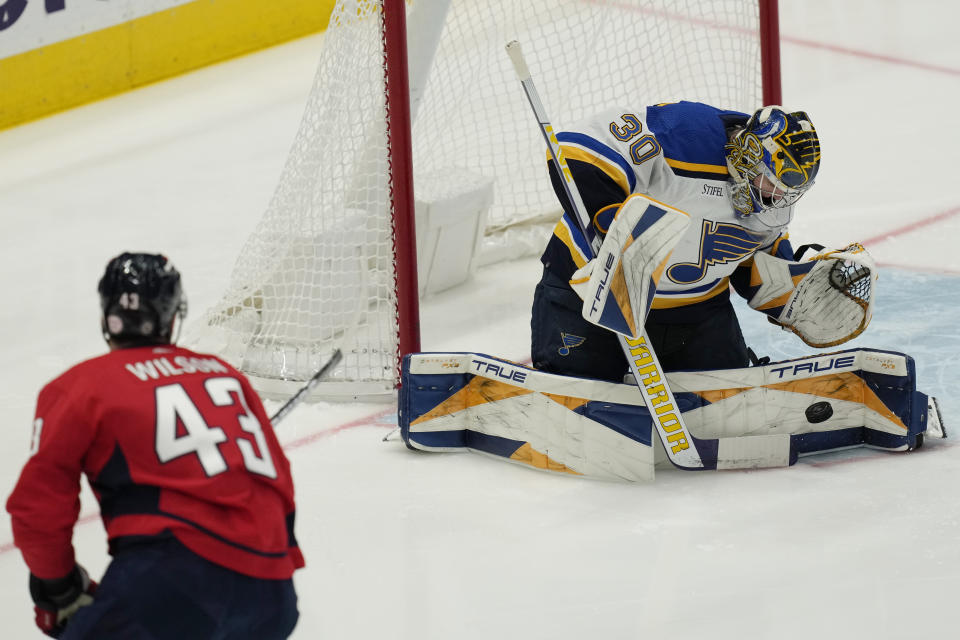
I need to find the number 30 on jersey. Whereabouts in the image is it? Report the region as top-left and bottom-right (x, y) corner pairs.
(609, 113), (661, 166)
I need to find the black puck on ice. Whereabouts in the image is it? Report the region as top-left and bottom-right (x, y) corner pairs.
(805, 401), (833, 424)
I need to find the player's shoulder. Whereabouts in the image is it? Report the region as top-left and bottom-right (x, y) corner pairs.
(644, 101), (748, 167)
(34, 350), (125, 409)
(42, 350), (119, 390)
(645, 101), (748, 133)
(563, 106), (649, 137)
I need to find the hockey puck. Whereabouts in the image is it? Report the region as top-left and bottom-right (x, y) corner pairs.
(805, 401), (833, 424)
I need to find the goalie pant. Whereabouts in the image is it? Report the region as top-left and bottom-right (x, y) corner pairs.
(532, 266), (752, 381)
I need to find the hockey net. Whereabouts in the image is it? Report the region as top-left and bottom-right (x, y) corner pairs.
(187, 0), (777, 399)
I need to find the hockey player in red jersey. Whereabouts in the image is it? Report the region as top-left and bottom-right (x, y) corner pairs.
(7, 252), (303, 639)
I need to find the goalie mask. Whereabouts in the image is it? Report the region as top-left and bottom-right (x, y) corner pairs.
(726, 106), (821, 225)
(98, 252), (187, 347)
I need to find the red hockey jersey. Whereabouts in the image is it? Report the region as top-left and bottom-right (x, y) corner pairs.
(7, 345), (304, 581)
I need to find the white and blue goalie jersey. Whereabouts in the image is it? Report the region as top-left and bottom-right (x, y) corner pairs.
(541, 101), (800, 323)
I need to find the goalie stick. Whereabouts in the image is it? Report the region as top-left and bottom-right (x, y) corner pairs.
(269, 349), (343, 425)
(506, 40), (778, 471)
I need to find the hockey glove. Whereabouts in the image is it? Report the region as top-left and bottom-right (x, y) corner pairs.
(29, 565), (97, 638)
(748, 243), (877, 347)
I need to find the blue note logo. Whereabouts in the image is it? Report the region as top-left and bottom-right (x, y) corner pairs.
(666, 220), (764, 284)
(558, 333), (585, 356)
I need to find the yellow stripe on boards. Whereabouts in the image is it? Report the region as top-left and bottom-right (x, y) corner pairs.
(0, 0), (336, 130)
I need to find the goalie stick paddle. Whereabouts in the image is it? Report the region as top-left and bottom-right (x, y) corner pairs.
(269, 349), (343, 425)
(507, 40), (723, 471)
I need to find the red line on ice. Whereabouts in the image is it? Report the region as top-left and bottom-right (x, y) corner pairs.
(586, 0), (960, 77)
(781, 35), (960, 77)
(861, 206), (960, 247)
(876, 261), (960, 276)
(282, 407), (396, 450)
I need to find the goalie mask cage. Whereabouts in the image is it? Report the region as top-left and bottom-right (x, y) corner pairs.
(188, 0), (782, 400)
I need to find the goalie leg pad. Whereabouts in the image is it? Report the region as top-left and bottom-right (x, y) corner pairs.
(399, 353), (656, 481)
(399, 348), (940, 480)
(667, 348), (932, 454)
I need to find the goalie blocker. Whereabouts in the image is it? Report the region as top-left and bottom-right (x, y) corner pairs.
(570, 194), (691, 338)
(398, 350), (945, 482)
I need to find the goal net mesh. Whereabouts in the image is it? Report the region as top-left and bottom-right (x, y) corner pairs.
(187, 0), (766, 398)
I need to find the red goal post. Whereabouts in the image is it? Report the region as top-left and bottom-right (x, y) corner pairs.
(188, 0), (782, 401)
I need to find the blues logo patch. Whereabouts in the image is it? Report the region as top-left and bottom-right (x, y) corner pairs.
(558, 332), (586, 356)
(666, 221), (765, 284)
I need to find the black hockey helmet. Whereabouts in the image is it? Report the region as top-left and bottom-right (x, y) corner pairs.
(97, 252), (187, 347)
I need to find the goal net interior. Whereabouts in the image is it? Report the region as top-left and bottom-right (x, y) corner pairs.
(187, 0), (773, 400)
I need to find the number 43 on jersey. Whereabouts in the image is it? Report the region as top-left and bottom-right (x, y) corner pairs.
(154, 377), (278, 479)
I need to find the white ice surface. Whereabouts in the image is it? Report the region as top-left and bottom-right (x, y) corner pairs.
(1, 1), (959, 638)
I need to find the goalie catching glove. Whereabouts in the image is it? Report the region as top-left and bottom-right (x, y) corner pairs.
(750, 243), (877, 347)
(569, 194), (690, 338)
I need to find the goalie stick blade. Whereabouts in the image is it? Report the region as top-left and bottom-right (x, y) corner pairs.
(927, 396), (947, 440)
